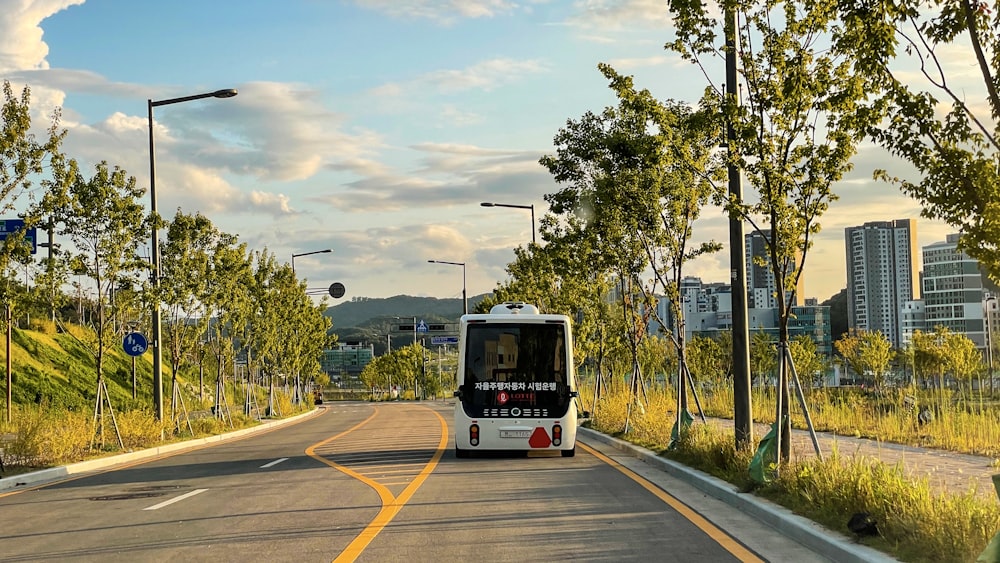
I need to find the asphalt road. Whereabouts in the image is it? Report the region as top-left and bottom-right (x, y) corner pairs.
(0, 402), (828, 562)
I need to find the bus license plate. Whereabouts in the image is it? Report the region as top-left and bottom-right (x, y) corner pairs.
(500, 430), (531, 439)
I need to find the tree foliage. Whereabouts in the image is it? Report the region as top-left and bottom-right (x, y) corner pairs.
(55, 161), (147, 400)
(834, 329), (895, 390)
(668, 0), (874, 458)
(837, 0), (1000, 279)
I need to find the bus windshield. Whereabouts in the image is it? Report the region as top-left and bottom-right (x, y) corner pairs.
(460, 322), (571, 418)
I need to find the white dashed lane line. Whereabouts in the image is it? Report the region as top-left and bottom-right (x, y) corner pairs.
(260, 457), (289, 468)
(143, 488), (208, 511)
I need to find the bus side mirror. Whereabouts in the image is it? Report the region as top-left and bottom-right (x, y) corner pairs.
(454, 386), (464, 399)
(580, 410), (591, 418)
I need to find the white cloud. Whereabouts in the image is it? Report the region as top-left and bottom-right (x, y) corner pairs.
(351, 0), (521, 24)
(605, 54), (685, 71)
(0, 0), (84, 72)
(438, 105), (484, 126)
(372, 58), (548, 98)
(567, 0), (672, 32)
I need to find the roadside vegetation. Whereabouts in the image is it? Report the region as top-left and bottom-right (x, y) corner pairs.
(0, 319), (313, 477)
(2, 1), (1000, 560)
(582, 383), (1000, 563)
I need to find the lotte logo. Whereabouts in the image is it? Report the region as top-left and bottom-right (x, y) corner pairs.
(497, 391), (509, 405)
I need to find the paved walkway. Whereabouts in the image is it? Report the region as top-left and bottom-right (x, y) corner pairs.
(706, 418), (1000, 501)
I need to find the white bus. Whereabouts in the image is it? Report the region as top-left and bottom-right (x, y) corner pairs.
(454, 302), (580, 458)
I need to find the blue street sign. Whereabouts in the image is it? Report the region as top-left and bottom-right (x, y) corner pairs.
(431, 336), (459, 345)
(417, 320), (429, 333)
(123, 332), (148, 357)
(0, 219), (37, 254)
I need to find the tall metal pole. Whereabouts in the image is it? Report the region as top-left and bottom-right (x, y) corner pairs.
(528, 204), (536, 245)
(148, 99), (164, 422)
(726, 4), (753, 449)
(148, 88), (237, 422)
(987, 296), (995, 393)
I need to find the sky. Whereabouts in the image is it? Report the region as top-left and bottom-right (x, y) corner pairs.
(1, 0), (963, 306)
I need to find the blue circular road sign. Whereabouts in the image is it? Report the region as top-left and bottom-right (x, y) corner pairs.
(123, 332), (149, 357)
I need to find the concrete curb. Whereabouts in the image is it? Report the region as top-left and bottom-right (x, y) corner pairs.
(579, 427), (896, 563)
(0, 408), (321, 493)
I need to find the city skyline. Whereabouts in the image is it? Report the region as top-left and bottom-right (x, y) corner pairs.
(3, 2), (960, 304)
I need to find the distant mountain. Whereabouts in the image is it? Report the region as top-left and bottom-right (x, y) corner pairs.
(324, 294), (492, 329)
(324, 294), (492, 355)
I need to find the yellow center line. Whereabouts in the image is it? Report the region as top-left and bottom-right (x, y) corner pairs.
(304, 406), (447, 563)
(579, 442), (765, 563)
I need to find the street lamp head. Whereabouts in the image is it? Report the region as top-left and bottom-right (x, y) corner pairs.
(480, 202), (495, 207)
(212, 89), (239, 99)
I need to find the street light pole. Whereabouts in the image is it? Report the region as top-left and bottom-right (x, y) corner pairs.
(427, 260), (467, 316)
(986, 295), (996, 393)
(480, 202), (535, 244)
(148, 88), (237, 422)
(724, 7), (753, 451)
(291, 248), (332, 275)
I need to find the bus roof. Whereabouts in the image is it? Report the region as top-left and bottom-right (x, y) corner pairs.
(462, 302), (571, 324)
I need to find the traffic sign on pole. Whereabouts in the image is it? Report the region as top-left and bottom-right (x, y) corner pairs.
(0, 219), (37, 254)
(123, 332), (149, 357)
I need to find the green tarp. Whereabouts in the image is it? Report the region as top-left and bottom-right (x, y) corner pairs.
(749, 418), (784, 485)
(977, 474), (1000, 562)
(667, 409), (694, 450)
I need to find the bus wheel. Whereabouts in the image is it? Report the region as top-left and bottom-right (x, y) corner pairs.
(561, 447), (576, 458)
(455, 447), (470, 459)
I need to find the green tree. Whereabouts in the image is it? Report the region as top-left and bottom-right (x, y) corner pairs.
(749, 330), (777, 385)
(686, 333), (726, 388)
(911, 328), (948, 390)
(56, 161), (147, 440)
(540, 64), (721, 424)
(161, 211), (224, 404)
(0, 81), (65, 422)
(205, 237), (254, 406)
(789, 334), (828, 389)
(942, 330), (984, 397)
(668, 0), (873, 459)
(837, 1), (1000, 279)
(834, 329), (895, 391)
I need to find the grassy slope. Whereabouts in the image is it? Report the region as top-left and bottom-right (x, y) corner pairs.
(4, 323), (156, 412)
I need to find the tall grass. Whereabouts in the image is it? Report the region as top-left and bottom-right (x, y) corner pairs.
(582, 383), (1000, 562)
(0, 383), (307, 474)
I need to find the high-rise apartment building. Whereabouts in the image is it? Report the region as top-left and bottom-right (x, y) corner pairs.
(922, 233), (987, 347)
(844, 219), (920, 348)
(745, 230), (805, 309)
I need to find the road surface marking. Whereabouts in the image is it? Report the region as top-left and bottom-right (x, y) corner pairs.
(260, 457), (289, 468)
(0, 408), (328, 500)
(305, 406), (448, 563)
(143, 488), (208, 511)
(580, 442), (765, 563)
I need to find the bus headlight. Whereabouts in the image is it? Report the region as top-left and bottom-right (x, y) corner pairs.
(470, 424), (480, 447)
(552, 424), (562, 447)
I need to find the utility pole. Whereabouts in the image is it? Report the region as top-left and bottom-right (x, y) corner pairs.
(726, 3), (753, 449)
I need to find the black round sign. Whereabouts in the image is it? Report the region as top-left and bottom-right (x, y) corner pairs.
(329, 282), (346, 299)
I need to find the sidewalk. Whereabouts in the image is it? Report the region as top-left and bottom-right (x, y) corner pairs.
(706, 417), (999, 501)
